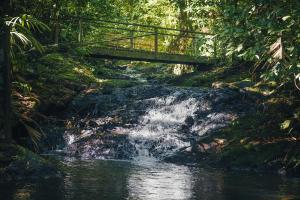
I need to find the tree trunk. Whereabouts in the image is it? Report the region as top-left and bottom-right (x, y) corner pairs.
(0, 0), (12, 141)
(168, 0), (194, 53)
(52, 0), (60, 45)
(54, 15), (60, 45)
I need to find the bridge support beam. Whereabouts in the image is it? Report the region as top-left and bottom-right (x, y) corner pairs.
(130, 30), (134, 49)
(154, 27), (158, 54)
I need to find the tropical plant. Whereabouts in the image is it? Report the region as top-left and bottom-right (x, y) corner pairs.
(188, 0), (300, 91)
(7, 14), (50, 55)
(4, 14), (50, 145)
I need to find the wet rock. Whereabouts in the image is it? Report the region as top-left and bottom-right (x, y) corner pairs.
(115, 65), (128, 70)
(88, 120), (99, 127)
(62, 84), (258, 160)
(0, 144), (63, 183)
(278, 168), (287, 176)
(236, 81), (254, 88)
(66, 133), (135, 159)
(212, 81), (228, 89)
(185, 116), (194, 126)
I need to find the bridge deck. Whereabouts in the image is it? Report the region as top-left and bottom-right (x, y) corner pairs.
(89, 47), (209, 65)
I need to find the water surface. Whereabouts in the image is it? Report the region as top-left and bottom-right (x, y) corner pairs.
(1, 159), (299, 200)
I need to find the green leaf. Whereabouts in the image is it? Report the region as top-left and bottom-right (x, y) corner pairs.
(282, 16), (291, 21)
(236, 44), (243, 52)
(280, 120), (291, 130)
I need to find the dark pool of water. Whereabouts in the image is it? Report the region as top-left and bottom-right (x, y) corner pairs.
(1, 159), (300, 200)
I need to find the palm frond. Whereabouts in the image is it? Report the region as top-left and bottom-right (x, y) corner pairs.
(19, 114), (46, 149)
(23, 123), (42, 147)
(7, 15), (50, 54)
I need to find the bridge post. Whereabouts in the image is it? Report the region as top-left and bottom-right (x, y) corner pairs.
(154, 27), (158, 54)
(78, 18), (83, 43)
(213, 36), (217, 59)
(54, 20), (60, 45)
(192, 38), (197, 55)
(130, 30), (134, 49)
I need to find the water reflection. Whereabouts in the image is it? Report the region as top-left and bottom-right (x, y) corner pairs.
(62, 160), (130, 199)
(1, 160), (300, 200)
(128, 161), (193, 200)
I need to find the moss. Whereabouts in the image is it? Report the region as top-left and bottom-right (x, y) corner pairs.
(0, 144), (45, 168)
(35, 53), (100, 84)
(94, 66), (122, 78)
(166, 65), (250, 88)
(0, 144), (64, 182)
(103, 79), (138, 88)
(12, 53), (110, 115)
(201, 112), (300, 174)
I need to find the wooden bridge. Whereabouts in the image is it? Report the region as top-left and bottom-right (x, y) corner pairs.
(56, 18), (218, 65)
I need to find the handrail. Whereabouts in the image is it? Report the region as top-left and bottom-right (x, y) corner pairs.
(109, 33), (155, 43)
(50, 16), (215, 36)
(46, 15), (218, 60)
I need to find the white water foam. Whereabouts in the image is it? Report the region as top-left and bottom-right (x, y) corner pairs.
(128, 93), (199, 160)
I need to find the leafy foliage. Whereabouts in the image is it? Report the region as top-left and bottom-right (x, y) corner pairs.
(189, 0), (300, 90)
(7, 14), (50, 55)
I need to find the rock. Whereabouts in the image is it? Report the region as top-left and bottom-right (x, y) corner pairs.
(236, 81), (254, 88)
(88, 120), (99, 127)
(172, 64), (195, 75)
(115, 65), (128, 70)
(212, 81), (228, 89)
(66, 133), (135, 159)
(0, 144), (64, 183)
(278, 168), (287, 176)
(185, 116), (194, 126)
(184, 147), (192, 152)
(60, 84), (257, 160)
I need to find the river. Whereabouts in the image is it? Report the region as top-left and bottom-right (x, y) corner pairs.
(1, 159), (300, 200)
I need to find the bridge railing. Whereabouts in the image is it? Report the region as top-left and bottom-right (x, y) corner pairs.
(53, 17), (218, 59)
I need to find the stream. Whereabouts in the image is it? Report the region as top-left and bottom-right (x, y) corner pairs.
(2, 66), (300, 199)
(1, 159), (300, 200)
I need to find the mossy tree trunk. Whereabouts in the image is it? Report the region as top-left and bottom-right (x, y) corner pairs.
(0, 0), (12, 141)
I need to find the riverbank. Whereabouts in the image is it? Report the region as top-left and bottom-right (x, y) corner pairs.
(127, 62), (300, 175)
(0, 50), (136, 181)
(0, 143), (63, 182)
(0, 49), (299, 180)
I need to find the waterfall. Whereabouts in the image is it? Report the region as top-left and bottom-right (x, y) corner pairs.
(127, 93), (200, 160)
(64, 84), (248, 160)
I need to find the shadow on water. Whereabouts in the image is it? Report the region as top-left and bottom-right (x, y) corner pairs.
(1, 159), (300, 200)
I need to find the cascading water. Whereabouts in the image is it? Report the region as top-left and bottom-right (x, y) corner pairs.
(64, 84), (253, 161)
(127, 93), (199, 160)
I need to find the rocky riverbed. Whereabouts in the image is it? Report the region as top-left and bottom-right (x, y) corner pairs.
(56, 82), (257, 161)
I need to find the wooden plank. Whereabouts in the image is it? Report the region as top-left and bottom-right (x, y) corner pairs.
(88, 47), (210, 65)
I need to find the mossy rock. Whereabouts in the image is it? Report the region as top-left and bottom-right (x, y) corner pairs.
(0, 143), (64, 182)
(201, 112), (300, 175)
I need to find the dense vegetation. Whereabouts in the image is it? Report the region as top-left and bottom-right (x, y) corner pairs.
(0, 0), (299, 177)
